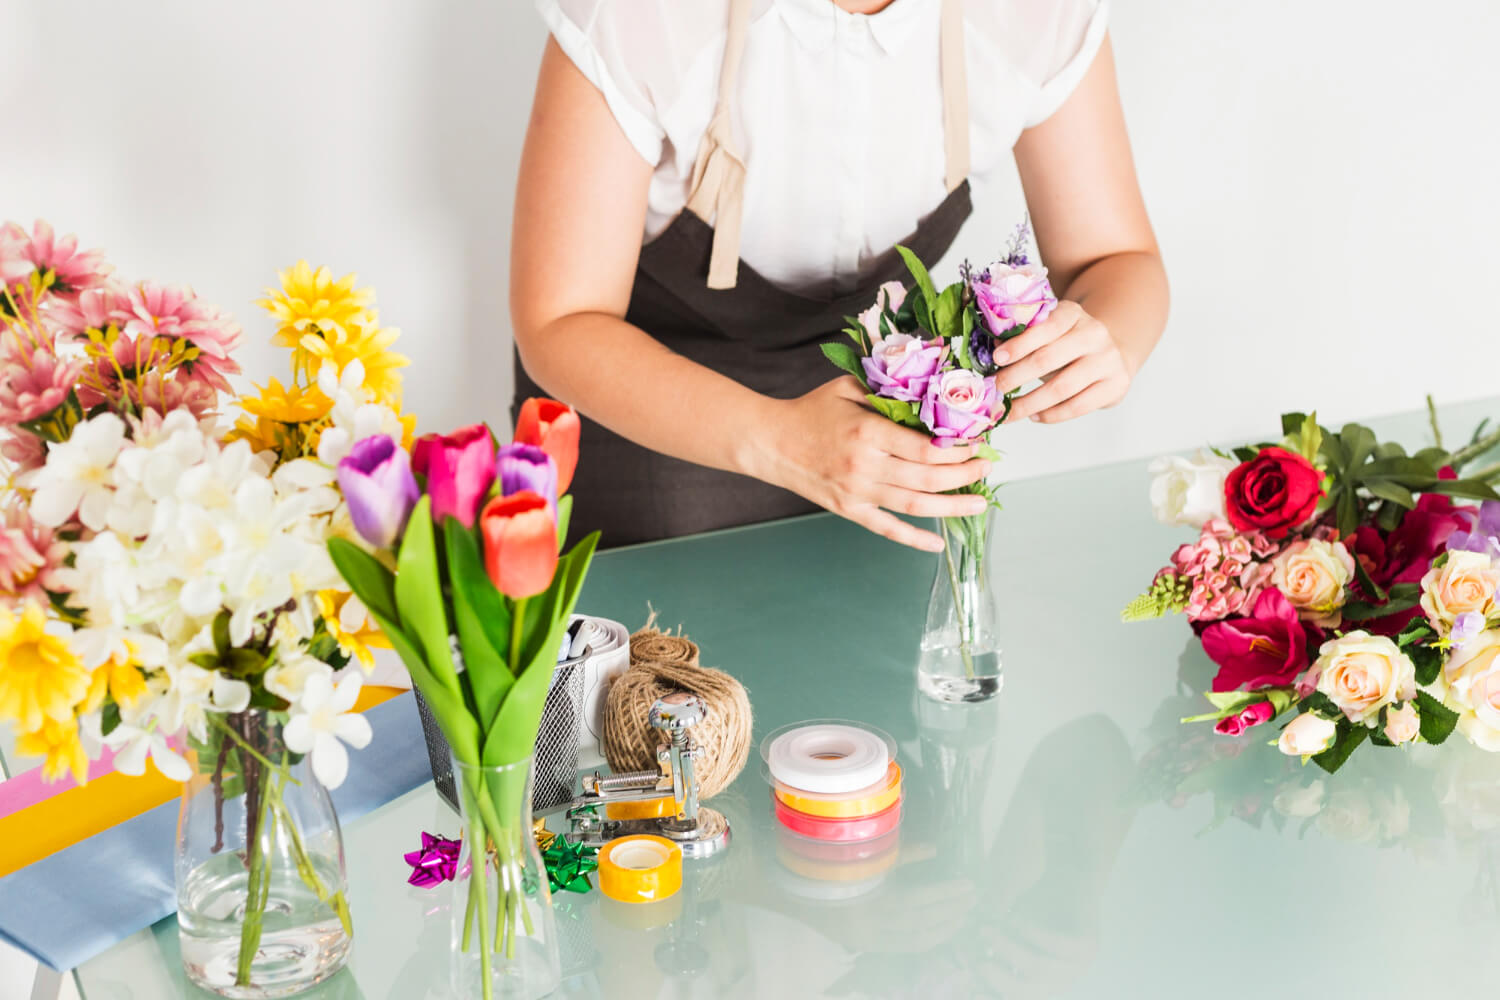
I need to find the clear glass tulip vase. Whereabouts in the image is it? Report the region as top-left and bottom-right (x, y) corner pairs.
(918, 509), (1003, 703)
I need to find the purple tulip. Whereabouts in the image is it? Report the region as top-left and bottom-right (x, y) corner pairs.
(496, 443), (557, 509)
(337, 435), (419, 549)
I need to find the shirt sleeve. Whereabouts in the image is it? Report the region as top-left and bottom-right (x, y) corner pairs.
(535, 0), (667, 165)
(1024, 0), (1110, 127)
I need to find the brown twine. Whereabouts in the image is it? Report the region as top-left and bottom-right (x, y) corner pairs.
(602, 610), (752, 799)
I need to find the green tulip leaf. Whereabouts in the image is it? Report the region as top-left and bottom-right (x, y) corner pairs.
(556, 493), (574, 551)
(394, 496), (459, 697)
(443, 517), (515, 732)
(327, 537), (398, 624)
(362, 601), (480, 766)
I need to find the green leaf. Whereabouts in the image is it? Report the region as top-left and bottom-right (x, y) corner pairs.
(443, 518), (515, 732)
(1359, 456), (1439, 481)
(932, 283), (964, 340)
(1396, 617), (1435, 647)
(1410, 642), (1443, 688)
(1426, 478), (1500, 502)
(1299, 691), (1343, 720)
(1280, 412), (1308, 436)
(1362, 479), (1416, 509)
(101, 701), (121, 738)
(393, 496), (459, 695)
(973, 441), (1002, 463)
(1340, 423), (1377, 471)
(327, 538), (398, 625)
(1204, 690), (1257, 712)
(1335, 489), (1360, 537)
(895, 245), (938, 308)
(363, 597), (482, 765)
(555, 493), (574, 551)
(1416, 690), (1460, 744)
(1312, 721), (1368, 774)
(212, 610), (231, 657)
(821, 342), (867, 383)
(865, 393), (924, 430)
(1376, 498), (1405, 533)
(1232, 446), (1258, 462)
(1372, 441), (1407, 460)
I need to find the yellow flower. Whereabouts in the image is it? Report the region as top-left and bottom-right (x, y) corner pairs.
(257, 261), (408, 407)
(80, 649), (151, 714)
(239, 376), (332, 425)
(15, 717), (89, 784)
(0, 602), (90, 732)
(315, 590), (390, 672)
(229, 377), (334, 462)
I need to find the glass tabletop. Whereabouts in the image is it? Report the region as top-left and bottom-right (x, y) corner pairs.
(75, 397), (1500, 999)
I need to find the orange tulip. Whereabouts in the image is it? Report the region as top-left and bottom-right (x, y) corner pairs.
(479, 491), (558, 599)
(514, 398), (580, 495)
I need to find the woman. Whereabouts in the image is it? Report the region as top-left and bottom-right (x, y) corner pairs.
(511, 0), (1168, 551)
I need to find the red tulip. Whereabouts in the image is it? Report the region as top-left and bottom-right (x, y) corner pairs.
(479, 491), (558, 599)
(514, 398), (580, 495)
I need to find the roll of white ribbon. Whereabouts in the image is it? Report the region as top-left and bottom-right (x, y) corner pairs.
(766, 724), (891, 794)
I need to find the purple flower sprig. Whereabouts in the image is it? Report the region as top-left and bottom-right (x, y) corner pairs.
(1447, 500), (1500, 560)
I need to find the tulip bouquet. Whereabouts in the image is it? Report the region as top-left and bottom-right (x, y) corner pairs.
(0, 220), (417, 984)
(326, 399), (597, 997)
(1124, 407), (1500, 773)
(824, 224), (1054, 685)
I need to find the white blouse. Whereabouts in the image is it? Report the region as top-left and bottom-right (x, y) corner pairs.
(538, 0), (1109, 296)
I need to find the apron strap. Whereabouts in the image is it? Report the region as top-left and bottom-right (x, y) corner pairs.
(940, 0), (970, 191)
(685, 0), (754, 290)
(687, 0), (970, 289)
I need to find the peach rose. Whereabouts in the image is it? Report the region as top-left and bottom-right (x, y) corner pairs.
(1311, 631), (1416, 725)
(1419, 550), (1500, 636)
(1451, 663), (1500, 752)
(1384, 702), (1420, 745)
(1271, 538), (1355, 628)
(1445, 628), (1500, 685)
(1278, 712), (1338, 756)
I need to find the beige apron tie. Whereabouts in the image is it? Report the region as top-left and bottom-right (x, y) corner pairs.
(687, 0), (971, 290)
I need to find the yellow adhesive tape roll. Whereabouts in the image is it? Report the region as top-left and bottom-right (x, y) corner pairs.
(598, 834), (683, 904)
(605, 796), (676, 821)
(773, 761), (903, 819)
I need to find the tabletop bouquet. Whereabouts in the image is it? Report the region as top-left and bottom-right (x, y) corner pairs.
(1124, 406), (1500, 774)
(326, 399), (597, 999)
(822, 223), (1055, 701)
(0, 220), (413, 994)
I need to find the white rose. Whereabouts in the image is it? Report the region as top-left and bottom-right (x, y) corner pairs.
(1272, 779), (1326, 818)
(1147, 450), (1237, 528)
(1272, 539), (1355, 628)
(1312, 631), (1416, 725)
(1278, 712), (1338, 756)
(1448, 655), (1500, 753)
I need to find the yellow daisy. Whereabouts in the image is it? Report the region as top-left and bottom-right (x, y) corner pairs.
(0, 602), (90, 733)
(229, 377), (334, 462)
(80, 650), (151, 714)
(296, 314), (408, 408)
(239, 376), (332, 424)
(315, 590), (390, 673)
(258, 260), (374, 346)
(15, 716), (89, 784)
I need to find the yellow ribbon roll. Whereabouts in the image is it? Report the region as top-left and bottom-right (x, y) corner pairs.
(773, 761), (902, 819)
(598, 834), (683, 904)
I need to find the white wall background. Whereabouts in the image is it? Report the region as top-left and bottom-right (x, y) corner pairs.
(2, 1), (1496, 481)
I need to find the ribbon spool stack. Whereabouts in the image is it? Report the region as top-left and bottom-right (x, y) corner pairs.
(764, 722), (903, 845)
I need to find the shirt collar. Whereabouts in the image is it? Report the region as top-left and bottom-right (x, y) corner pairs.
(775, 0), (936, 56)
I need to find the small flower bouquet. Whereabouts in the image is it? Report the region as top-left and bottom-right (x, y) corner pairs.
(823, 227), (1054, 696)
(1125, 407), (1500, 773)
(326, 401), (597, 999)
(0, 220), (413, 991)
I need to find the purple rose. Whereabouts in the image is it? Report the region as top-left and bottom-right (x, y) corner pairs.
(861, 334), (946, 403)
(919, 370), (998, 444)
(337, 435), (419, 549)
(496, 442), (557, 509)
(970, 262), (1057, 341)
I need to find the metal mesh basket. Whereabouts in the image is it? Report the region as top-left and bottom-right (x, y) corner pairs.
(412, 656), (588, 814)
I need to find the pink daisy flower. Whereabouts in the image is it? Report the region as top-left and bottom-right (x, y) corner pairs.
(121, 282), (242, 390)
(1, 429), (47, 475)
(0, 345), (82, 425)
(0, 505), (68, 603)
(48, 282), (134, 337)
(2, 220), (112, 299)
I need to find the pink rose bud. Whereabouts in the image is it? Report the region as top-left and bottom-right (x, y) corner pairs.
(1384, 702), (1420, 745)
(1277, 712), (1338, 757)
(1214, 700), (1275, 737)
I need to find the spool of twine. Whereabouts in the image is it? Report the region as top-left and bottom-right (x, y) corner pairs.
(602, 612), (752, 799)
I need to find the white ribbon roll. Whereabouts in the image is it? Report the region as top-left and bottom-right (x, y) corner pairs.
(766, 724), (891, 794)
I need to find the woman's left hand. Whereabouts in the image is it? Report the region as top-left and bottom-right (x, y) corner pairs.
(993, 300), (1134, 424)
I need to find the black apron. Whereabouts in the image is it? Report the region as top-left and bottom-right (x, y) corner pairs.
(513, 0), (974, 548)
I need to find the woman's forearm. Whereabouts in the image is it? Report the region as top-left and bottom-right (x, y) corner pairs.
(1058, 249), (1169, 377)
(514, 312), (778, 477)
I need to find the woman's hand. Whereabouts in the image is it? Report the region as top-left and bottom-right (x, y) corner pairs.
(747, 377), (991, 552)
(993, 300), (1135, 425)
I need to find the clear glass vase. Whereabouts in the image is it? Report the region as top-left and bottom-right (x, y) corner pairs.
(449, 755), (560, 1000)
(918, 509), (1003, 703)
(176, 710), (352, 998)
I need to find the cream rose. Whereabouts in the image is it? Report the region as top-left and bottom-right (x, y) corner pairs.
(1278, 712), (1338, 756)
(1312, 631), (1416, 725)
(1444, 628), (1500, 685)
(1383, 702), (1420, 745)
(1271, 538), (1355, 628)
(1148, 450), (1237, 528)
(1449, 659), (1500, 752)
(1420, 550), (1500, 635)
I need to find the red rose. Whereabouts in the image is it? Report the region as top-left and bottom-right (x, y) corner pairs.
(1223, 447), (1323, 539)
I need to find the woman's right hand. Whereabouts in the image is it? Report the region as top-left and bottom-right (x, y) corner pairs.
(746, 377), (992, 551)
